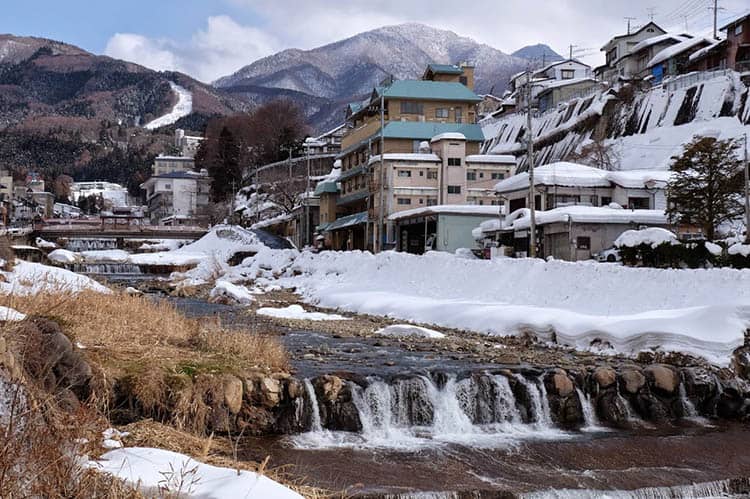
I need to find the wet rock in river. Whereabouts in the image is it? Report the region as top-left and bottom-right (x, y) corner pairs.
(644, 364), (679, 395)
(597, 391), (630, 427)
(593, 366), (617, 389)
(620, 367), (646, 395)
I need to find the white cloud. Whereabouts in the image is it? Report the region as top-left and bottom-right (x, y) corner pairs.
(105, 0), (750, 81)
(104, 15), (278, 82)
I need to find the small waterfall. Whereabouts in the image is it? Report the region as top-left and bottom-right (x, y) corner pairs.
(303, 379), (322, 432)
(292, 372), (571, 450)
(522, 477), (746, 498)
(492, 375), (522, 424)
(515, 374), (552, 427)
(68, 263), (142, 275)
(615, 383), (639, 422)
(424, 375), (475, 434)
(65, 238), (118, 251)
(678, 380), (698, 419)
(576, 388), (599, 429)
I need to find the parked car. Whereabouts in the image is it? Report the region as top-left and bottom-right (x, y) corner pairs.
(594, 247), (621, 263)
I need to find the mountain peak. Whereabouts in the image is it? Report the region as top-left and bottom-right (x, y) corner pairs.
(512, 44), (564, 63)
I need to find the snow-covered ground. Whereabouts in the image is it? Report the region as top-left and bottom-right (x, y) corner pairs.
(256, 304), (348, 321)
(89, 447), (302, 499)
(143, 82), (193, 130)
(0, 261), (110, 295)
(207, 248), (750, 366)
(0, 305), (25, 321)
(375, 324), (446, 339)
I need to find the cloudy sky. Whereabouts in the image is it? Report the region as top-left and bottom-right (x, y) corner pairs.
(4, 0), (748, 82)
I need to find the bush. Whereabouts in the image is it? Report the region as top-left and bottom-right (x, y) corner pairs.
(618, 240), (723, 269)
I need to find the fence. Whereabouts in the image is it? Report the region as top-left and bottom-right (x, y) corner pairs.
(661, 69), (732, 92)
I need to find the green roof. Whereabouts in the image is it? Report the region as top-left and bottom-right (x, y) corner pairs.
(427, 63), (463, 75)
(382, 121), (485, 142)
(378, 80), (481, 103)
(338, 165), (366, 182)
(325, 211), (368, 232)
(313, 181), (339, 196)
(336, 190), (369, 206)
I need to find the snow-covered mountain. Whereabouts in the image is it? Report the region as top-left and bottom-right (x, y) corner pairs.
(214, 23), (539, 131)
(512, 44), (564, 63)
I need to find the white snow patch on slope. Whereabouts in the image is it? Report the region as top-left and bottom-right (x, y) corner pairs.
(256, 304), (348, 321)
(234, 249), (750, 366)
(89, 447), (302, 499)
(375, 324), (446, 339)
(209, 280), (254, 305)
(143, 82), (193, 130)
(0, 306), (25, 322)
(0, 261), (110, 295)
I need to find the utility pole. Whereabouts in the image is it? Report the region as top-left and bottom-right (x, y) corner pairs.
(569, 44), (577, 60)
(624, 17), (636, 35)
(744, 133), (749, 243)
(377, 92), (385, 253)
(305, 142), (311, 248)
(710, 0), (723, 40)
(526, 75), (537, 258)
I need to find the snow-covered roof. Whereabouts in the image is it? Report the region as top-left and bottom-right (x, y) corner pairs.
(494, 162), (611, 193)
(367, 153), (441, 165)
(606, 170), (673, 188)
(537, 77), (598, 92)
(388, 204), (503, 221)
(688, 39), (726, 62)
(534, 59), (591, 76)
(431, 132), (466, 142)
(630, 34), (690, 54)
(465, 154), (516, 164)
(647, 37), (714, 68)
(500, 206), (669, 231)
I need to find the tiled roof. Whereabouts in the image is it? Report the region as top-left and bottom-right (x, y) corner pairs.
(378, 80), (481, 102)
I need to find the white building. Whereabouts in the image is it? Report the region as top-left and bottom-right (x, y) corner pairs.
(71, 181), (132, 207)
(597, 22), (669, 81)
(494, 162), (671, 213)
(174, 129), (205, 158)
(511, 59), (594, 110)
(140, 171), (211, 226)
(152, 155), (196, 176)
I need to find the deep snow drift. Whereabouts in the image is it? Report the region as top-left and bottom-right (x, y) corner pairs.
(206, 248), (750, 366)
(143, 82), (193, 130)
(0, 261), (110, 295)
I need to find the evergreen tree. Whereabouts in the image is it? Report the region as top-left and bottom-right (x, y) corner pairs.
(666, 136), (744, 240)
(202, 126), (242, 202)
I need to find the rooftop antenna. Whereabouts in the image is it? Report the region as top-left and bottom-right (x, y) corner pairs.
(646, 7), (657, 21)
(624, 17), (637, 34)
(568, 44), (577, 60)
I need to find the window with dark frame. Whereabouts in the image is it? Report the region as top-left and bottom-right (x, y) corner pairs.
(576, 237), (591, 250)
(400, 101), (424, 115)
(447, 185), (461, 194)
(447, 158), (462, 166)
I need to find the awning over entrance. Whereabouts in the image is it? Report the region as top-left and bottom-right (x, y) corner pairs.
(324, 211), (368, 232)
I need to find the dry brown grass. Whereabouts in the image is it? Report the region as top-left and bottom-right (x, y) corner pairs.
(1, 290), (288, 378)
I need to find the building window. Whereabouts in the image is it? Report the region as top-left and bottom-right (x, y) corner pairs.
(455, 107), (463, 123)
(397, 170), (411, 177)
(426, 198), (437, 206)
(435, 108), (449, 119)
(466, 172), (476, 181)
(447, 185), (461, 194)
(561, 69), (575, 79)
(491, 172), (505, 180)
(478, 200), (484, 205)
(601, 196), (612, 206)
(576, 237), (591, 250)
(735, 24), (743, 36)
(397, 198), (412, 205)
(419, 171), (424, 176)
(164, 184), (171, 190)
(479, 172), (484, 178)
(628, 197), (650, 209)
(427, 170), (438, 179)
(447, 158), (462, 166)
(459, 76), (468, 86)
(419, 198), (424, 204)
(400, 101), (423, 115)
